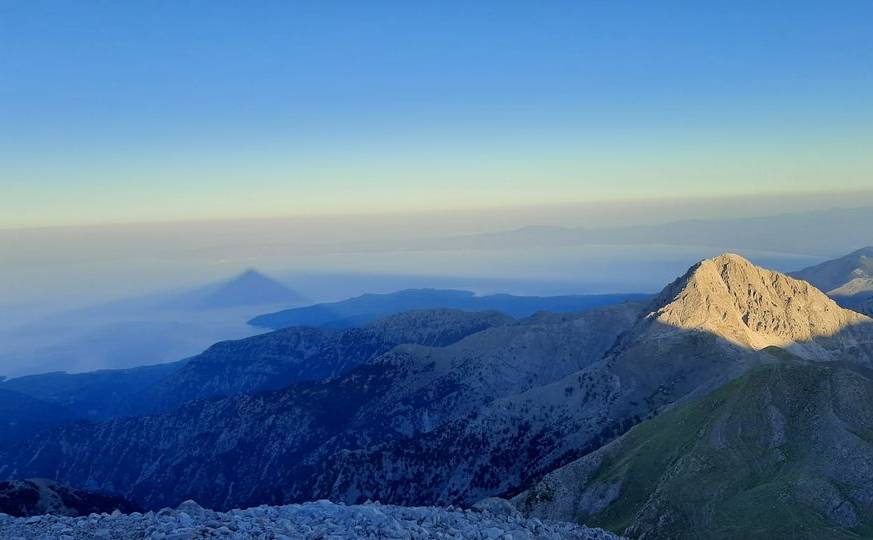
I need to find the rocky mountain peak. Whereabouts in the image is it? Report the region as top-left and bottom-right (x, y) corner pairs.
(645, 253), (870, 355)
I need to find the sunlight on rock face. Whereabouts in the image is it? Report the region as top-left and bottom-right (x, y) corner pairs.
(646, 253), (873, 359)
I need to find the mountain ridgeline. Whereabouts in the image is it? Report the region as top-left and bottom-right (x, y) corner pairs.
(0, 310), (512, 421)
(3, 253), (873, 539)
(514, 356), (873, 539)
(791, 246), (873, 312)
(248, 288), (651, 329)
(0, 302), (642, 509)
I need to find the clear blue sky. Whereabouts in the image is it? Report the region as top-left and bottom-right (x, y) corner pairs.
(2, 1), (872, 227)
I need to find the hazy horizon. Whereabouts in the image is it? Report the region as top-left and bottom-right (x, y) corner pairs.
(3, 197), (870, 310)
(2, 2), (873, 376)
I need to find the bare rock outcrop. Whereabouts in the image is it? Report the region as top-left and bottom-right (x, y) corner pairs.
(642, 253), (872, 360)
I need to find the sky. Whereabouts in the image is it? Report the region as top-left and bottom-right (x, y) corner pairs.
(2, 0), (873, 228)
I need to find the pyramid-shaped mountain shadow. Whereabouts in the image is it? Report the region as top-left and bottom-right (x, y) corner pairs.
(2, 255), (873, 534)
(165, 269), (305, 310)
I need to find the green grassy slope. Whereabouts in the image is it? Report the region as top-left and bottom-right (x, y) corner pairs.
(517, 353), (873, 539)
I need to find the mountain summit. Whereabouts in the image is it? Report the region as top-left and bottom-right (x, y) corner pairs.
(642, 253), (869, 357)
(512, 255), (873, 539)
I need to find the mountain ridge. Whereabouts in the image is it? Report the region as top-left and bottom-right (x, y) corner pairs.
(512, 355), (873, 539)
(4, 254), (873, 523)
(791, 246), (873, 306)
(249, 288), (650, 330)
(1, 309), (512, 421)
(642, 253), (870, 356)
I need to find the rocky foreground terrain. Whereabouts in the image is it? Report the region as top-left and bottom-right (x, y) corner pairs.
(0, 499), (619, 540)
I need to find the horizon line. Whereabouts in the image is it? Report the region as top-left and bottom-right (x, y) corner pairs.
(3, 188), (872, 233)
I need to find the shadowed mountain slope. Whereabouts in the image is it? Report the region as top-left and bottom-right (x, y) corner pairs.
(791, 246), (873, 291)
(126, 309), (513, 416)
(791, 246), (873, 307)
(0, 303), (641, 510)
(0, 361), (186, 420)
(859, 297), (873, 317)
(1, 310), (511, 421)
(309, 257), (873, 508)
(513, 355), (873, 539)
(0, 479), (139, 517)
(0, 390), (75, 449)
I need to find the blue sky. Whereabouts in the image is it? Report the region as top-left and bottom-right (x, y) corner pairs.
(2, 1), (872, 227)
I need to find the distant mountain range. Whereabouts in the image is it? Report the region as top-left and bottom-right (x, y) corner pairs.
(249, 288), (650, 330)
(3, 253), (873, 540)
(427, 207), (873, 257)
(0, 301), (643, 510)
(791, 246), (873, 314)
(0, 361), (186, 422)
(0, 310), (510, 422)
(4, 249), (873, 538)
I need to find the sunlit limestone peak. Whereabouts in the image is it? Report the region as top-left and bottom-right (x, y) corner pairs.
(643, 253), (871, 358)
